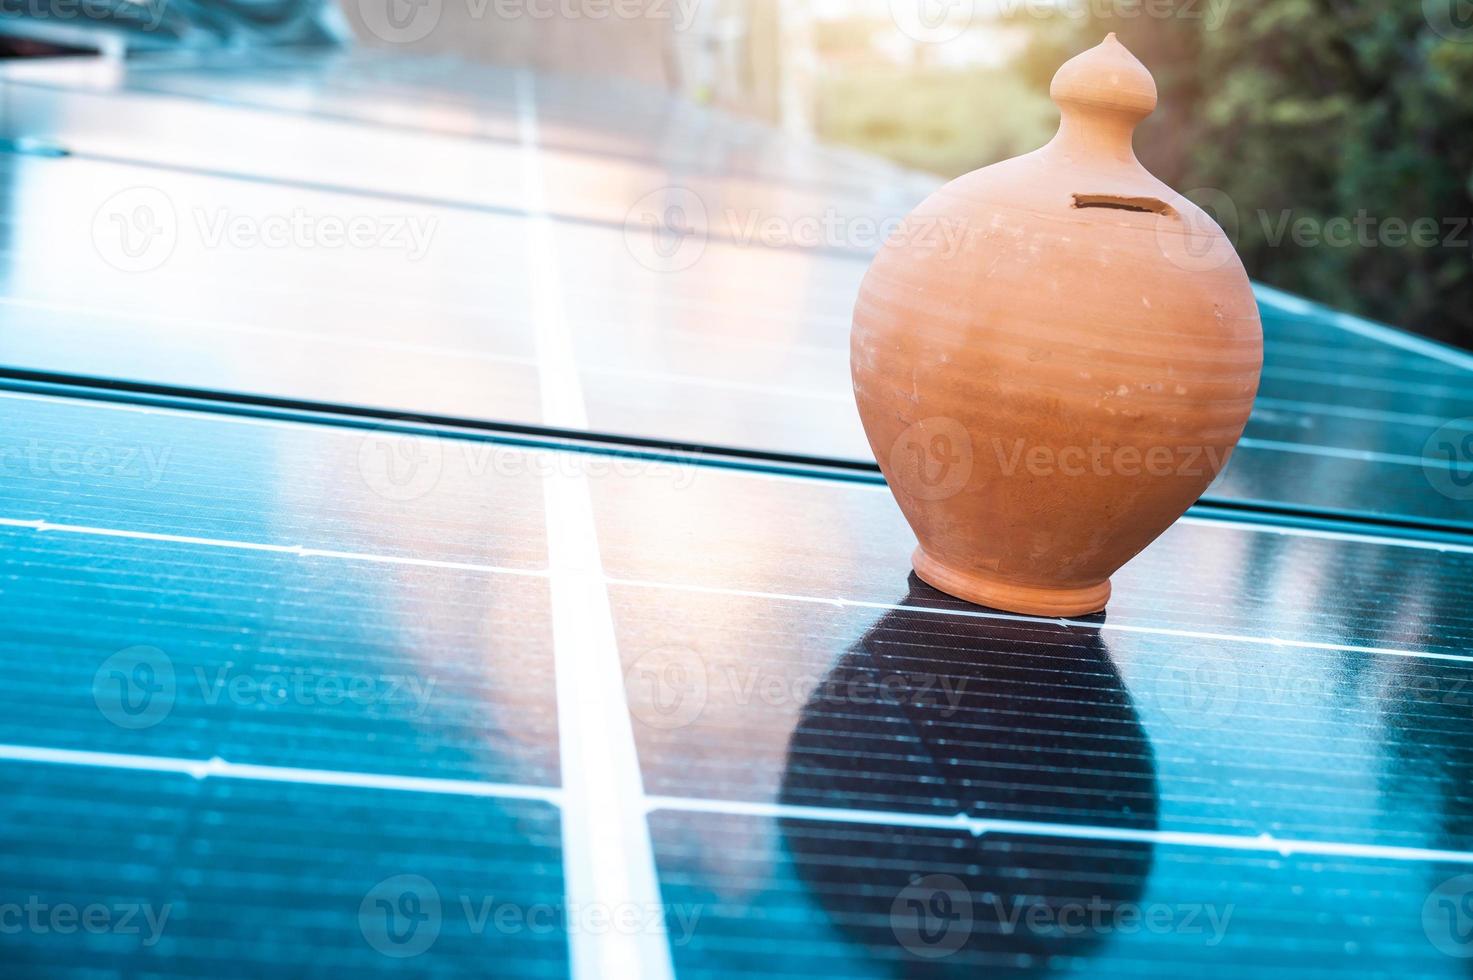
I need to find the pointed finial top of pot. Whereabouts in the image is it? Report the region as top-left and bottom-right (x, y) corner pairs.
(1050, 33), (1157, 124)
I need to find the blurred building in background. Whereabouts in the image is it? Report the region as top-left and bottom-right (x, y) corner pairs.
(3, 0), (1469, 348)
(334, 0), (1054, 176)
(335, 0), (1472, 350)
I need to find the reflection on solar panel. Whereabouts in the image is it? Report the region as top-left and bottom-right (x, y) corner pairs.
(1, 48), (1471, 979)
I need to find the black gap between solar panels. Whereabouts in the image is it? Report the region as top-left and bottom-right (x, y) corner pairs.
(1, 368), (1468, 547)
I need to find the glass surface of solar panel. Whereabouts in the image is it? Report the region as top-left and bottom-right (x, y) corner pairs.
(3, 45), (1472, 979)
(2, 391), (1471, 976)
(2, 51), (1468, 530)
(4, 764), (567, 976)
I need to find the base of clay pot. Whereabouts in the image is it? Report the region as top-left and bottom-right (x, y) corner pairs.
(911, 548), (1111, 617)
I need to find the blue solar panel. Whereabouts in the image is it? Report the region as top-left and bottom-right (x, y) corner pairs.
(1, 47), (1471, 979)
(3, 53), (1469, 531)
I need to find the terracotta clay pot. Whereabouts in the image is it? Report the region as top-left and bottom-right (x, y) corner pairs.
(851, 34), (1262, 616)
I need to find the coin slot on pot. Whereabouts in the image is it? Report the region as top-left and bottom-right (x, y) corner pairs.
(1072, 194), (1174, 216)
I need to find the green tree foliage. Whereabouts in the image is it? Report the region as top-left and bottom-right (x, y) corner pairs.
(1012, 1), (1473, 348)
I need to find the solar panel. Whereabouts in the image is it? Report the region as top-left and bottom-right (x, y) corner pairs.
(6, 52), (1472, 529)
(2, 46), (1471, 978)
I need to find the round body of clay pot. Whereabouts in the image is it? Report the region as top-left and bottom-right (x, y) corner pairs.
(851, 34), (1263, 617)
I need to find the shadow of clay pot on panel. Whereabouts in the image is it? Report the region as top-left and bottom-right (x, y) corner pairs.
(851, 34), (1263, 617)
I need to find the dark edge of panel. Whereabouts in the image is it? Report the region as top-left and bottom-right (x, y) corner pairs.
(2, 367), (1470, 546)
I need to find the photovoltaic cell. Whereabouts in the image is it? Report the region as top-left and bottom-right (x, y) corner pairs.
(0, 526), (560, 784)
(1, 44), (1471, 980)
(648, 810), (1470, 978)
(1, 390), (1471, 974)
(2, 763), (567, 976)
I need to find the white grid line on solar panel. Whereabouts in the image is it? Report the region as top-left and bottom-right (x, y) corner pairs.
(642, 795), (1473, 865)
(0, 743), (563, 801)
(517, 69), (676, 980)
(1, 518), (1468, 664)
(2, 744), (1470, 866)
